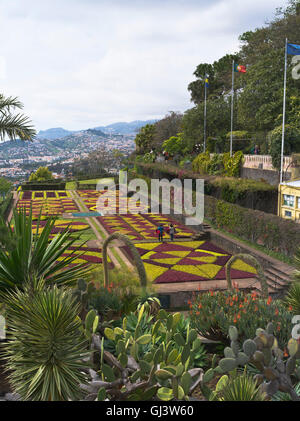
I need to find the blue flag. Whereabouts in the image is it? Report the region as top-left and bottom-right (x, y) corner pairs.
(287, 43), (300, 55)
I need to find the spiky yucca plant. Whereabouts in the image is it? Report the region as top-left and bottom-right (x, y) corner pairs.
(1, 280), (90, 401)
(0, 208), (91, 292)
(210, 370), (267, 401)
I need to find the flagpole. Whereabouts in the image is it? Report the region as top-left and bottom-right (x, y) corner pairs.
(203, 75), (207, 153)
(280, 38), (288, 184)
(230, 60), (234, 157)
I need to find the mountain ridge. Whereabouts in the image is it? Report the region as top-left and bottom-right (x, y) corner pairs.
(37, 119), (158, 139)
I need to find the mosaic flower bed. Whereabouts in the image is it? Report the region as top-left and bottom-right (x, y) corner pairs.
(77, 190), (148, 213)
(19, 191), (71, 199)
(97, 213), (194, 241)
(56, 245), (113, 268)
(17, 191), (79, 218)
(121, 241), (257, 284)
(31, 219), (90, 237)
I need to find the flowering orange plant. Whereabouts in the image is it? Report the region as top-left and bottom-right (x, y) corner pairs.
(190, 287), (293, 348)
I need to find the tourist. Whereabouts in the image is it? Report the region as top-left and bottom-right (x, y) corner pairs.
(169, 224), (176, 241)
(156, 224), (164, 242)
(254, 145), (260, 155)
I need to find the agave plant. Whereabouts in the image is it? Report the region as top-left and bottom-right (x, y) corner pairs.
(1, 279), (90, 401)
(0, 208), (91, 292)
(285, 281), (300, 315)
(210, 369), (267, 401)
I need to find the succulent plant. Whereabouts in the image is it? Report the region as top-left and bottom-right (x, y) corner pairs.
(80, 305), (205, 401)
(215, 323), (300, 401)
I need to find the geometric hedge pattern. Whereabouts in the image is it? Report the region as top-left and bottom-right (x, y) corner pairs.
(97, 213), (195, 241)
(77, 190), (148, 214)
(121, 241), (257, 284)
(17, 191), (79, 218)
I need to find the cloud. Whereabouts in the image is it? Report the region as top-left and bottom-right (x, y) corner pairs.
(0, 0), (283, 130)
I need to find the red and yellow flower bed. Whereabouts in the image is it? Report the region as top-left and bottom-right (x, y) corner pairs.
(56, 245), (114, 268)
(31, 219), (90, 236)
(121, 241), (257, 284)
(17, 191), (79, 218)
(77, 190), (148, 213)
(97, 213), (194, 241)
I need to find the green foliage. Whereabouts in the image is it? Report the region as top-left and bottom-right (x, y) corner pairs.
(87, 307), (206, 401)
(134, 124), (156, 154)
(269, 125), (300, 170)
(192, 151), (243, 177)
(162, 133), (185, 156)
(0, 177), (12, 196)
(185, 3), (300, 151)
(0, 93), (36, 141)
(76, 267), (143, 320)
(225, 131), (252, 153)
(205, 195), (300, 258)
(214, 323), (300, 401)
(142, 152), (156, 163)
(210, 369), (267, 401)
(29, 166), (54, 182)
(1, 280), (90, 401)
(0, 208), (90, 292)
(192, 151), (211, 175)
(223, 151), (244, 177)
(285, 282), (300, 315)
(190, 289), (293, 349)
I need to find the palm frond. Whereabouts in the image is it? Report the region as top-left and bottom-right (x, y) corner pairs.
(0, 113), (36, 141)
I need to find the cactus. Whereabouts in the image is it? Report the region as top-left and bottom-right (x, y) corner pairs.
(102, 233), (148, 290)
(80, 305), (205, 401)
(225, 253), (268, 298)
(215, 323), (300, 401)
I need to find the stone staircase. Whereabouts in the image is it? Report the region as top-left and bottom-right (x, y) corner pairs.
(263, 264), (294, 298)
(200, 222), (294, 298)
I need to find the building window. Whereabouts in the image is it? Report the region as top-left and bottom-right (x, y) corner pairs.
(285, 210), (292, 218)
(283, 194), (295, 207)
(297, 197), (300, 209)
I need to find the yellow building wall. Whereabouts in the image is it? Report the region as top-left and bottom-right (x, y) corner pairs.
(278, 184), (300, 222)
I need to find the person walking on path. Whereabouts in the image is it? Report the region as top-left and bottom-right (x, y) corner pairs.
(156, 224), (164, 242)
(169, 224), (176, 241)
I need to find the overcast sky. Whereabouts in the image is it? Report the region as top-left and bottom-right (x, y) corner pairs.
(0, 0), (285, 131)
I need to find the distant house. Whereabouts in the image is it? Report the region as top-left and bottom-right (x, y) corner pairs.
(278, 179), (300, 222)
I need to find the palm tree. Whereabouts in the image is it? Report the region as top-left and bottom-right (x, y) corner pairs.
(0, 94), (36, 141)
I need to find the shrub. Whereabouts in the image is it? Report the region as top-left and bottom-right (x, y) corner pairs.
(210, 369), (267, 401)
(223, 151), (244, 177)
(192, 151), (211, 174)
(190, 288), (293, 349)
(269, 125), (300, 170)
(204, 195), (300, 258)
(1, 280), (90, 401)
(192, 151), (243, 177)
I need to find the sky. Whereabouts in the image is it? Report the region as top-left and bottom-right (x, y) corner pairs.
(0, 0), (286, 131)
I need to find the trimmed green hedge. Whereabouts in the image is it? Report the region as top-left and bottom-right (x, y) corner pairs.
(135, 162), (278, 214)
(204, 195), (300, 258)
(22, 180), (66, 191)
